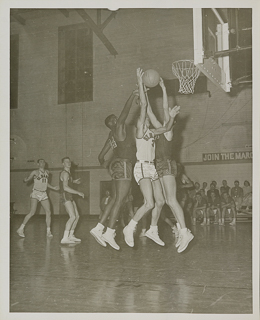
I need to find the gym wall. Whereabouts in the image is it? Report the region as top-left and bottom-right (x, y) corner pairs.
(10, 9), (252, 215)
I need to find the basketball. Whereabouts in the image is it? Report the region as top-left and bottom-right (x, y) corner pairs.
(143, 69), (160, 88)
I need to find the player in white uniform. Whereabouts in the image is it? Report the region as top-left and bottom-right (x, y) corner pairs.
(17, 159), (59, 238)
(123, 68), (179, 248)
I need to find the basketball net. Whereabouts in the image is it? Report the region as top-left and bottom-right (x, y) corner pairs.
(172, 60), (200, 94)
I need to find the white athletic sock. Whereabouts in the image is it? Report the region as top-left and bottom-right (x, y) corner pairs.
(69, 230), (74, 237)
(20, 224), (25, 230)
(176, 223), (181, 230)
(106, 227), (115, 235)
(97, 223), (105, 230)
(47, 227), (51, 233)
(63, 230), (70, 238)
(128, 219), (138, 229)
(150, 225), (158, 231)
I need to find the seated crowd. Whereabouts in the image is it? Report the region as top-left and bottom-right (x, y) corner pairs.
(177, 178), (252, 227)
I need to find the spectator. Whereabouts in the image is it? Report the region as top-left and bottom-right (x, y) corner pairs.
(199, 188), (208, 203)
(220, 191), (237, 226)
(207, 192), (221, 225)
(231, 180), (243, 211)
(207, 183), (220, 200)
(192, 193), (207, 226)
(220, 180), (230, 195)
(212, 180), (218, 189)
(189, 182), (201, 199)
(202, 182), (208, 194)
(241, 180), (252, 212)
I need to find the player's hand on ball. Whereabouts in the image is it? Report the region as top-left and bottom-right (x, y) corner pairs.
(159, 77), (165, 89)
(136, 68), (144, 83)
(169, 105), (180, 118)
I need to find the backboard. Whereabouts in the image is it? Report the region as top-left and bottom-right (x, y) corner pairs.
(193, 8), (252, 93)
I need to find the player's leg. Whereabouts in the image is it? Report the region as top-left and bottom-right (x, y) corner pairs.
(90, 180), (116, 247)
(17, 198), (38, 237)
(102, 179), (132, 250)
(159, 175), (184, 227)
(41, 199), (53, 237)
(144, 179), (165, 246)
(123, 178), (154, 247)
(67, 201), (81, 242)
(61, 201), (76, 244)
(161, 175), (193, 252)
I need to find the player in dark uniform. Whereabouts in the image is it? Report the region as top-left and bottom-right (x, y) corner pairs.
(90, 89), (138, 250)
(60, 157), (84, 244)
(148, 78), (194, 253)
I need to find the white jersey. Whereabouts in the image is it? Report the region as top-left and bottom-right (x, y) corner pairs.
(136, 129), (156, 161)
(33, 170), (49, 192)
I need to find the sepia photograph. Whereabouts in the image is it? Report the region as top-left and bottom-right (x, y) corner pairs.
(1, 1), (259, 319)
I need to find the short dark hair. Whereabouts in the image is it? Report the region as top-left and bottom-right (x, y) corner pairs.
(234, 180), (239, 183)
(61, 157), (70, 163)
(104, 114), (116, 128)
(37, 158), (45, 163)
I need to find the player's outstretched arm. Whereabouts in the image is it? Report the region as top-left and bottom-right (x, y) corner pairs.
(47, 183), (59, 191)
(152, 105), (180, 135)
(23, 170), (36, 183)
(117, 89), (138, 126)
(136, 68), (147, 139)
(146, 92), (162, 129)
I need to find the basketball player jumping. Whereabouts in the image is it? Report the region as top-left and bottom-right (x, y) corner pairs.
(60, 157), (84, 244)
(123, 68), (178, 248)
(150, 78), (194, 253)
(90, 89), (138, 250)
(17, 159), (59, 238)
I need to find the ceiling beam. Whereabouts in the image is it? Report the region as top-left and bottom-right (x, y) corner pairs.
(11, 13), (26, 25)
(59, 9), (69, 18)
(97, 9), (101, 26)
(101, 11), (117, 31)
(76, 9), (118, 56)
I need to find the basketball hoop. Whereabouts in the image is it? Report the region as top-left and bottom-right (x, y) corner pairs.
(172, 60), (200, 94)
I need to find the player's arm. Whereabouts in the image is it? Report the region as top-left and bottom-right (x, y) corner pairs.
(73, 178), (81, 184)
(62, 172), (84, 198)
(47, 183), (59, 191)
(98, 135), (112, 166)
(159, 78), (175, 141)
(145, 92), (162, 129)
(116, 89), (139, 133)
(136, 68), (147, 139)
(46, 171), (59, 190)
(180, 174), (194, 189)
(23, 170), (37, 183)
(151, 105), (180, 135)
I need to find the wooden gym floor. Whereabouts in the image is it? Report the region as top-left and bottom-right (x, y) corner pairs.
(10, 215), (252, 314)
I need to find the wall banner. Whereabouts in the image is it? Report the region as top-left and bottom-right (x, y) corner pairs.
(202, 151), (252, 162)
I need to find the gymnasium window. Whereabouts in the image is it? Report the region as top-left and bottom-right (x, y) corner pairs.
(58, 23), (93, 104)
(10, 34), (19, 109)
